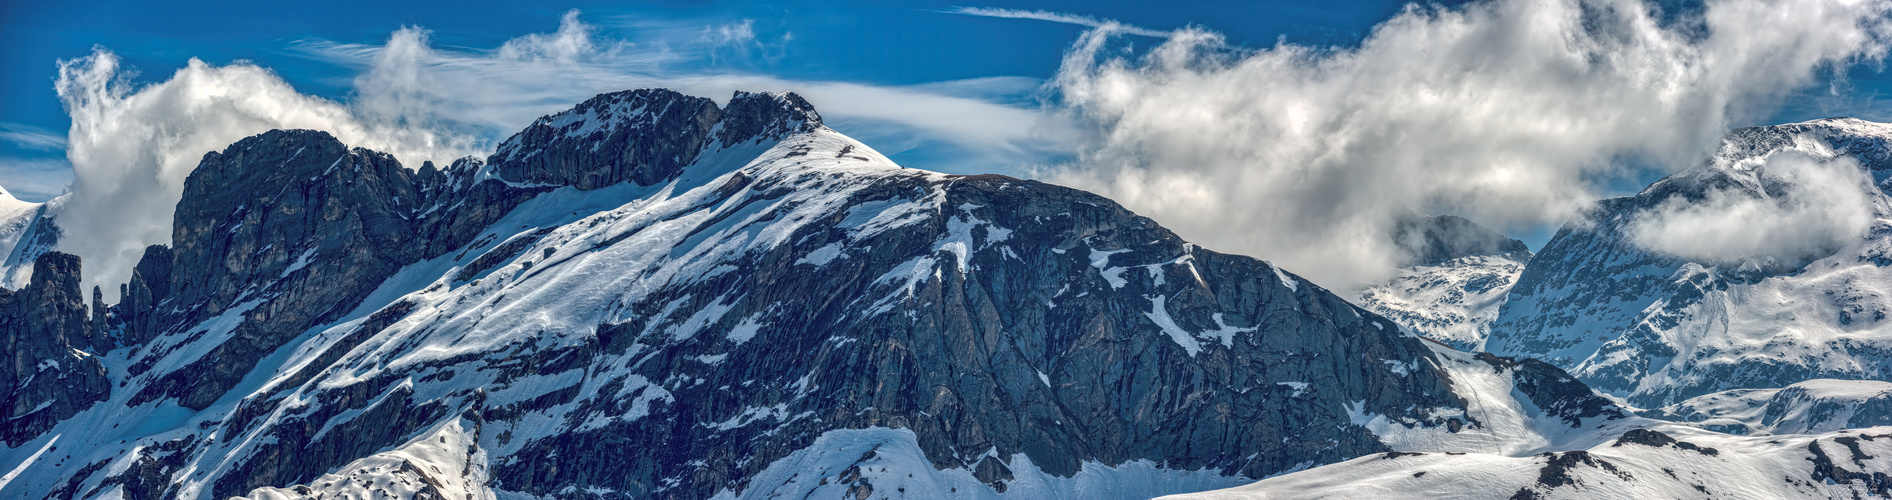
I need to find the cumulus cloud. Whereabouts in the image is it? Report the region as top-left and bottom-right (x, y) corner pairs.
(1035, 0), (1892, 289)
(700, 19), (793, 65)
(1627, 151), (1879, 264)
(53, 49), (483, 299)
(37, 10), (1065, 299)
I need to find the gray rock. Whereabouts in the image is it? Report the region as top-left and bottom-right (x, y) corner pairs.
(0, 252), (109, 446)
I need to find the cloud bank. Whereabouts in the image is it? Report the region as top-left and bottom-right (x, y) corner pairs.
(38, 10), (1063, 299)
(1628, 151), (1880, 264)
(1039, 0), (1892, 289)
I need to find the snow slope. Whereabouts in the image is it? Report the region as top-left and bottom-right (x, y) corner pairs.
(1488, 118), (1892, 408)
(1357, 253), (1529, 350)
(0, 187), (61, 289)
(1646, 378), (1892, 436)
(1171, 341), (1892, 499)
(1167, 425), (1892, 500)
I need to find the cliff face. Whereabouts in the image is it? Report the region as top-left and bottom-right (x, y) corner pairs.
(0, 252), (109, 446)
(114, 129), (544, 411)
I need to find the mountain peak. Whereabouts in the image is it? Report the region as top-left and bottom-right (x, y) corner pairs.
(488, 88), (824, 190)
(717, 90), (822, 144)
(1391, 212), (1530, 267)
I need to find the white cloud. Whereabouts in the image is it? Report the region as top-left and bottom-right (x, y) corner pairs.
(698, 19), (792, 65)
(944, 7), (1172, 38)
(0, 123), (67, 151)
(1037, 0), (1892, 289)
(35, 10), (1066, 299)
(301, 10), (1056, 154)
(1627, 151), (1879, 264)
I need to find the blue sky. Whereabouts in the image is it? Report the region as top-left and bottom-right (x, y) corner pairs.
(2, 0), (1458, 202)
(8, 0), (1892, 291)
(7, 0), (1888, 204)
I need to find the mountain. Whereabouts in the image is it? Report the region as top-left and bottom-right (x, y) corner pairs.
(1165, 117), (1892, 498)
(1168, 424), (1892, 499)
(0, 187), (62, 290)
(1644, 379), (1892, 436)
(0, 89), (1594, 499)
(1357, 213), (1532, 349)
(1485, 118), (1892, 408)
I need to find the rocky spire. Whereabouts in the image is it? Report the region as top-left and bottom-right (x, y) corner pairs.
(0, 252), (109, 446)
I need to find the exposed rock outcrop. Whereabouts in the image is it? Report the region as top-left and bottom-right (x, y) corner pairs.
(0, 252), (109, 446)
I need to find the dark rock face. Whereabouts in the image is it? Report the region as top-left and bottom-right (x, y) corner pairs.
(110, 245), (173, 346)
(1486, 118), (1892, 407)
(490, 89), (820, 189)
(483, 172), (1467, 498)
(1807, 434), (1892, 495)
(0, 252), (109, 446)
(1507, 450), (1632, 500)
(117, 130), (539, 411)
(1391, 212), (1530, 267)
(1474, 353), (1626, 426)
(1611, 428), (1718, 455)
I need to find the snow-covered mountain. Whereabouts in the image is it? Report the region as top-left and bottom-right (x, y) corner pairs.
(1169, 424), (1892, 499)
(1165, 118), (1892, 499)
(0, 186), (62, 289)
(1644, 379), (1892, 436)
(0, 89), (1610, 499)
(1169, 342), (1892, 499)
(1486, 118), (1892, 409)
(1357, 214), (1532, 350)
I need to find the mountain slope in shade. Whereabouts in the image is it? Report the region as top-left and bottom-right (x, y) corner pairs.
(0, 89), (1603, 500)
(1486, 118), (1892, 408)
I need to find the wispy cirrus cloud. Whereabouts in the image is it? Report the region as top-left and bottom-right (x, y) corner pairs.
(942, 6), (1171, 38)
(0, 123), (67, 150)
(295, 10), (1062, 156)
(0, 156), (72, 202)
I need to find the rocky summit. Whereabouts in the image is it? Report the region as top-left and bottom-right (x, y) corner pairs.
(0, 89), (1622, 499)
